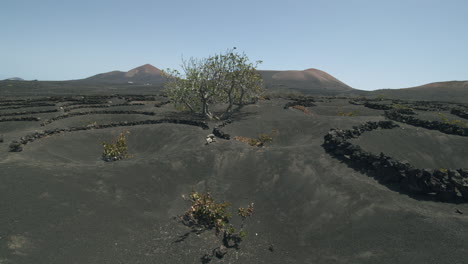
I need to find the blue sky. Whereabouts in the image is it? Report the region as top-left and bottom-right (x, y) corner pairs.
(1, 0), (467, 90)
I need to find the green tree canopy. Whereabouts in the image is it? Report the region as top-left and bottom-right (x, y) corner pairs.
(162, 48), (263, 119)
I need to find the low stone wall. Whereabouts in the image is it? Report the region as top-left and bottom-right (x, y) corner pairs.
(0, 117), (40, 122)
(283, 98), (316, 109)
(154, 101), (171, 108)
(352, 98), (455, 112)
(64, 103), (145, 112)
(385, 110), (468, 137)
(212, 119), (232, 140)
(0, 102), (56, 110)
(0, 96), (74, 103)
(41, 110), (157, 126)
(9, 119), (209, 152)
(323, 121), (468, 201)
(349, 100), (416, 114)
(393, 108), (416, 115)
(363, 102), (392, 110)
(409, 101), (451, 111)
(348, 100), (364, 105)
(451, 108), (468, 120)
(121, 95), (157, 101)
(61, 100), (108, 107)
(0, 109), (58, 117)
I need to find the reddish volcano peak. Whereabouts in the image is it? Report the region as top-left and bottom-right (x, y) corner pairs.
(125, 64), (162, 77)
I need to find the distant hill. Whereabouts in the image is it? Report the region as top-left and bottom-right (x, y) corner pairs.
(258, 68), (356, 95)
(83, 64), (165, 84)
(80, 65), (356, 95)
(4, 77), (24, 81)
(371, 81), (468, 102)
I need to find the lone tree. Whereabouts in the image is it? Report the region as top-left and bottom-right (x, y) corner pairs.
(162, 48), (263, 119)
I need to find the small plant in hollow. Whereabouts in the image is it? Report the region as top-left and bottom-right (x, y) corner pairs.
(87, 121), (99, 128)
(182, 191), (232, 234)
(102, 131), (130, 161)
(234, 129), (278, 147)
(181, 191), (255, 259)
(257, 133), (273, 144)
(437, 112), (468, 127)
(337, 110), (358, 116)
(291, 105), (311, 115)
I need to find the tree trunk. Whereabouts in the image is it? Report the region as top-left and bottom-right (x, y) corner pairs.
(238, 89), (245, 105)
(221, 81), (236, 120)
(221, 95), (234, 120)
(202, 99), (215, 120)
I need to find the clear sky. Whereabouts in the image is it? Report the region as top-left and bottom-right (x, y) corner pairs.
(1, 0), (467, 90)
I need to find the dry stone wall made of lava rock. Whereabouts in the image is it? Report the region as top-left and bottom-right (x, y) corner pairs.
(451, 108), (468, 120)
(40, 110), (157, 126)
(0, 103), (57, 110)
(212, 119), (232, 140)
(323, 121), (468, 202)
(9, 119), (209, 152)
(283, 98), (316, 109)
(64, 103), (145, 112)
(0, 117), (41, 122)
(385, 110), (468, 137)
(0, 109), (59, 117)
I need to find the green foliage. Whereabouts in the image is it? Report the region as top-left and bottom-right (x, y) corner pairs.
(238, 203), (255, 220)
(247, 138), (261, 147)
(184, 191), (231, 234)
(239, 230), (247, 239)
(235, 129), (277, 147)
(102, 131), (130, 161)
(87, 121), (98, 128)
(162, 48), (264, 119)
(227, 225), (236, 234)
(376, 94), (387, 100)
(182, 191), (255, 257)
(437, 112), (468, 127)
(258, 133), (273, 144)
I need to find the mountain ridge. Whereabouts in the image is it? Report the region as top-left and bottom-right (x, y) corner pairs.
(257, 68), (355, 95)
(83, 64), (164, 84)
(371, 80), (468, 102)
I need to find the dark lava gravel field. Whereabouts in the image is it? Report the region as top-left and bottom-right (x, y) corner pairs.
(1, 95), (467, 264)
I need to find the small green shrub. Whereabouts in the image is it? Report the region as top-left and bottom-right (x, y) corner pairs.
(183, 191), (231, 234)
(247, 138), (261, 146)
(102, 131), (130, 162)
(238, 203), (254, 220)
(87, 121), (98, 128)
(258, 133), (273, 144)
(234, 129), (278, 147)
(181, 191), (255, 259)
(376, 94), (387, 100)
(437, 112), (468, 127)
